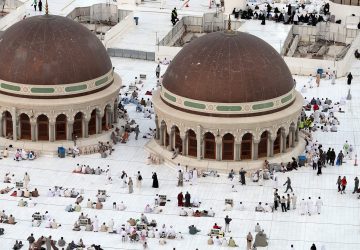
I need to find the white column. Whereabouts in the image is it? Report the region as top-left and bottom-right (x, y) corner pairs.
(252, 139), (260, 160)
(215, 136), (222, 161)
(67, 120), (74, 141)
(12, 109), (17, 141)
(281, 130), (287, 153)
(49, 121), (55, 142)
(30, 120), (36, 142)
(196, 125), (202, 160)
(181, 134), (187, 156)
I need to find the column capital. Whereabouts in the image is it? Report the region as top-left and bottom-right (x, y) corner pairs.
(253, 139), (260, 144)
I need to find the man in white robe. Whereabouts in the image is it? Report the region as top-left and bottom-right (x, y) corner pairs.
(315, 197), (323, 214)
(299, 199), (306, 215)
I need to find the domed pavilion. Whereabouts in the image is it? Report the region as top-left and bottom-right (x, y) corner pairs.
(0, 13), (121, 151)
(148, 31), (304, 170)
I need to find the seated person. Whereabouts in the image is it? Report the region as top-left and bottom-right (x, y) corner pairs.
(208, 236), (214, 245)
(72, 221), (81, 231)
(8, 214), (15, 224)
(255, 202), (265, 212)
(179, 208), (187, 216)
(140, 213), (149, 225)
(144, 204), (153, 213)
(51, 219), (60, 229)
(116, 201), (126, 211)
(330, 124), (338, 132)
(207, 207), (215, 217)
(65, 204), (74, 212)
(228, 237), (238, 247)
(100, 222), (107, 232)
(264, 203), (272, 212)
(193, 210), (201, 217)
(31, 188), (39, 197)
(212, 223), (221, 229)
(74, 202), (81, 212)
(189, 225), (200, 235)
(127, 218), (136, 227)
(23, 189), (30, 198)
(167, 226), (176, 239)
(95, 201), (103, 210)
(18, 199), (27, 207)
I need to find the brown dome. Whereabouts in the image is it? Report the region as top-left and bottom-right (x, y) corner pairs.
(162, 31), (294, 103)
(0, 15), (112, 85)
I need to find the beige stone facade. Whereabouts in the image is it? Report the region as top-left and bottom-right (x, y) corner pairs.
(147, 88), (304, 166)
(0, 73), (121, 144)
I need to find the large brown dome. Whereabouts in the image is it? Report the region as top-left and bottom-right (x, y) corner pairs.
(0, 14), (112, 85)
(162, 31), (294, 103)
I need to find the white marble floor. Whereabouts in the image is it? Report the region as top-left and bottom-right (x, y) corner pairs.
(0, 57), (360, 250)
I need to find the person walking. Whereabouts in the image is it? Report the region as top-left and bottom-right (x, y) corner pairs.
(353, 177), (359, 194)
(155, 64), (161, 78)
(341, 176), (347, 194)
(337, 150), (344, 165)
(224, 215), (232, 233)
(280, 196), (287, 212)
(23, 172), (30, 189)
(311, 243), (317, 250)
(274, 193), (279, 211)
(315, 197), (323, 214)
(136, 171), (142, 189)
(283, 177), (293, 193)
(286, 194), (291, 210)
(246, 232), (253, 250)
(291, 193), (297, 209)
(317, 160), (322, 176)
(38, 0), (42, 12)
(134, 125), (140, 140)
(239, 168), (246, 185)
(315, 73), (320, 87)
(330, 148), (336, 166)
(152, 172), (159, 188)
(177, 170), (183, 187)
(128, 177), (133, 193)
(32, 0), (37, 11)
(336, 176), (341, 192)
(347, 72), (353, 85)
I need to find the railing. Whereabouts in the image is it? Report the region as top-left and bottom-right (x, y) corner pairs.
(330, 0), (360, 6)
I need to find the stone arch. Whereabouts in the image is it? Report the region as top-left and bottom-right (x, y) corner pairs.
(19, 113), (31, 140)
(241, 132), (253, 160)
(37, 114), (49, 141)
(273, 127), (283, 154)
(55, 114), (67, 141)
(172, 125), (182, 153)
(88, 109), (97, 135)
(73, 112), (84, 139)
(258, 130), (270, 158)
(204, 132), (216, 159)
(3, 111), (12, 138)
(222, 133), (234, 160)
(187, 129), (197, 157)
(102, 104), (112, 131)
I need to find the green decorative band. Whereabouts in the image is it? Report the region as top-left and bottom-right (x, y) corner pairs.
(0, 69), (114, 97)
(281, 94), (293, 104)
(252, 102), (274, 110)
(65, 84), (87, 92)
(164, 92), (176, 102)
(160, 86), (297, 115)
(184, 101), (206, 109)
(1, 83), (20, 91)
(95, 76), (108, 86)
(31, 87), (55, 94)
(216, 105), (242, 111)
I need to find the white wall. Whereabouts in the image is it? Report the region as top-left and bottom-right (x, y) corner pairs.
(155, 46), (182, 61)
(224, 0), (246, 14)
(0, 3), (25, 31)
(329, 1), (360, 22)
(103, 12), (134, 48)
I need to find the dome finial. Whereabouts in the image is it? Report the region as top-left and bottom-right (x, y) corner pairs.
(45, 0), (49, 15)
